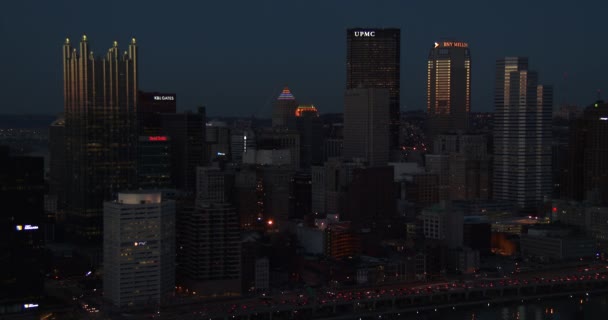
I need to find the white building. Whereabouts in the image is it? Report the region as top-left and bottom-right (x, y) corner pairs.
(103, 192), (175, 308)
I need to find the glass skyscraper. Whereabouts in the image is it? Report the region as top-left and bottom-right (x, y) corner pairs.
(493, 57), (552, 212)
(427, 41), (471, 142)
(63, 35), (138, 257)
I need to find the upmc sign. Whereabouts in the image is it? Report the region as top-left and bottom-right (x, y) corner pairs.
(354, 31), (375, 37)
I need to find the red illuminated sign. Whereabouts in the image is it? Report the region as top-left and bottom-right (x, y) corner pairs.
(148, 136), (168, 141)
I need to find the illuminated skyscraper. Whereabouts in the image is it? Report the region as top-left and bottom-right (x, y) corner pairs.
(63, 35), (138, 256)
(272, 87), (298, 129)
(347, 28), (400, 149)
(493, 57), (552, 212)
(427, 41), (471, 142)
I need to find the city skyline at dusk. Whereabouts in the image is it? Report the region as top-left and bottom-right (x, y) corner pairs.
(4, 1), (608, 319)
(1, 0), (607, 116)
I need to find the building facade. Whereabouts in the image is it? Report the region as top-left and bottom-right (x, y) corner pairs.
(161, 108), (206, 193)
(272, 87), (298, 130)
(63, 36), (138, 255)
(347, 28), (400, 149)
(343, 88), (390, 166)
(493, 57), (552, 212)
(103, 192), (175, 308)
(177, 202), (241, 296)
(427, 41), (471, 142)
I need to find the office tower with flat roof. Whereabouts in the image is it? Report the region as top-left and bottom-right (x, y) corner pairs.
(494, 57), (552, 212)
(562, 101), (608, 204)
(161, 107), (206, 193)
(177, 202), (241, 296)
(137, 135), (172, 189)
(343, 88), (390, 166)
(0, 147), (45, 317)
(103, 192), (175, 308)
(427, 41), (471, 142)
(347, 28), (400, 149)
(272, 87), (298, 129)
(138, 91), (177, 136)
(206, 120), (231, 162)
(49, 115), (66, 210)
(63, 35), (138, 257)
(231, 128), (256, 164)
(196, 166), (233, 204)
(295, 105), (323, 169)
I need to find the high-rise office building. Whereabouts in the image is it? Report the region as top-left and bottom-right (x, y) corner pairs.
(427, 41), (471, 142)
(343, 166), (396, 232)
(231, 128), (256, 164)
(0, 147), (45, 316)
(343, 88), (390, 166)
(138, 92), (177, 136)
(233, 167), (259, 229)
(206, 120), (231, 162)
(260, 166), (293, 228)
(295, 105), (323, 169)
(347, 28), (400, 149)
(137, 136), (172, 189)
(49, 114), (66, 210)
(493, 57), (552, 212)
(177, 202), (241, 295)
(103, 192), (175, 308)
(161, 107), (206, 193)
(63, 36), (138, 255)
(289, 172), (312, 220)
(196, 166), (233, 204)
(256, 129), (301, 170)
(432, 133), (491, 201)
(562, 101), (608, 204)
(272, 87), (298, 130)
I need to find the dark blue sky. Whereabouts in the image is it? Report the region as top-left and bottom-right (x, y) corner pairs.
(1, 0), (606, 117)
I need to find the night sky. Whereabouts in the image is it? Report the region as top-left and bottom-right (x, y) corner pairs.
(1, 0), (606, 117)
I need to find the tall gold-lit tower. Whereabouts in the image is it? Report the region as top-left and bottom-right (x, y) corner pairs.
(63, 35), (138, 261)
(427, 41), (471, 143)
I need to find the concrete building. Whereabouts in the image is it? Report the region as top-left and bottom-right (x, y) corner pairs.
(520, 233), (595, 261)
(420, 203), (463, 249)
(103, 192), (175, 308)
(196, 166), (232, 204)
(177, 202), (241, 296)
(254, 258), (270, 291)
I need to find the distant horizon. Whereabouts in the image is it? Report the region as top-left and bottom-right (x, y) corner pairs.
(2, 1), (607, 116)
